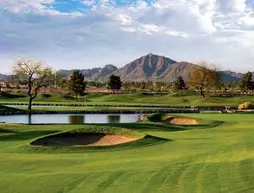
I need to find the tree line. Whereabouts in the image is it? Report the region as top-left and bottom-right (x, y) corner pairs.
(4, 58), (122, 112)
(2, 58), (253, 112)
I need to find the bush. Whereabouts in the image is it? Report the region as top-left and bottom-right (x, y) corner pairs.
(238, 102), (254, 110)
(63, 93), (75, 100)
(41, 93), (52, 98)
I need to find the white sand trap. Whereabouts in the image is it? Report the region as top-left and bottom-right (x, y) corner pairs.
(31, 133), (136, 146)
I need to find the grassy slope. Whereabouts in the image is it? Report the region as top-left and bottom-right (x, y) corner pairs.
(1, 92), (254, 106)
(1, 114), (254, 193)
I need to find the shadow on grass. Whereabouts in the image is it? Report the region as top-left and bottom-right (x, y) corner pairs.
(0, 127), (16, 133)
(0, 130), (59, 141)
(0, 104), (26, 113)
(91, 122), (187, 132)
(0, 92), (26, 99)
(175, 121), (224, 129)
(89, 120), (224, 133)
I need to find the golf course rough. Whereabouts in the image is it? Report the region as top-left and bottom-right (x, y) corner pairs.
(1, 114), (254, 193)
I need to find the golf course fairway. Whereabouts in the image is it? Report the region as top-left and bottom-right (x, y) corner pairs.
(1, 113), (254, 193)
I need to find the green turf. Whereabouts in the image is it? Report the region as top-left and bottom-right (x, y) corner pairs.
(1, 92), (253, 106)
(1, 114), (254, 192)
(13, 106), (166, 111)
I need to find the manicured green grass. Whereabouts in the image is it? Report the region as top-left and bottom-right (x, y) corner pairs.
(1, 114), (254, 192)
(14, 106), (166, 111)
(1, 92), (253, 106)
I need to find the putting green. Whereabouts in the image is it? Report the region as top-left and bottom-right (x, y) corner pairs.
(1, 114), (254, 193)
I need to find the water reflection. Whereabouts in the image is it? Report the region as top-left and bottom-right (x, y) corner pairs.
(107, 115), (120, 123)
(68, 115), (84, 124)
(0, 114), (138, 124)
(28, 114), (32, 125)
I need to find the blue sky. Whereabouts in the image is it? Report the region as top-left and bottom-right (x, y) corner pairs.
(0, 0), (253, 74)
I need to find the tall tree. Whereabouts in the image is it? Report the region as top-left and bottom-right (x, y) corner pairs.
(12, 58), (53, 112)
(189, 62), (221, 98)
(108, 75), (121, 94)
(173, 76), (186, 91)
(68, 70), (86, 101)
(53, 71), (66, 88)
(240, 71), (252, 90)
(59, 78), (68, 94)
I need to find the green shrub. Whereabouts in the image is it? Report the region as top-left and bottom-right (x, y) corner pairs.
(41, 93), (52, 98)
(63, 93), (75, 100)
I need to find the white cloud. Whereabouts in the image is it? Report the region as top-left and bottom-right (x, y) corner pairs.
(0, 0), (253, 73)
(166, 31), (188, 38)
(150, 0), (217, 34)
(82, 0), (97, 6)
(0, 0), (83, 16)
(138, 24), (165, 34)
(120, 27), (137, 32)
(116, 14), (133, 25)
(217, 0), (247, 13)
(0, 0), (55, 13)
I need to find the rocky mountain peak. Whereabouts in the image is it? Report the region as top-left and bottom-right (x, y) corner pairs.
(51, 54), (252, 82)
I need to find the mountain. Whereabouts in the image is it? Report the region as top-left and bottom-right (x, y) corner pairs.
(57, 68), (102, 79)
(219, 70), (243, 83)
(92, 65), (118, 81)
(55, 53), (253, 82)
(100, 54), (196, 82)
(1, 55), (252, 83)
(0, 73), (10, 80)
(81, 68), (102, 79)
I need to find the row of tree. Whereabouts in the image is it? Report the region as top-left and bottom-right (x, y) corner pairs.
(9, 58), (122, 112)
(4, 58), (253, 112)
(68, 71), (121, 99)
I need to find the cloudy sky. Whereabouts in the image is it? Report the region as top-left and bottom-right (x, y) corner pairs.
(0, 0), (253, 74)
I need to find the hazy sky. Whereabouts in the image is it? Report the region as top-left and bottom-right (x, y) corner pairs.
(0, 0), (253, 74)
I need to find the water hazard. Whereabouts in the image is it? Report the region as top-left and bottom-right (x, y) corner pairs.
(0, 114), (139, 124)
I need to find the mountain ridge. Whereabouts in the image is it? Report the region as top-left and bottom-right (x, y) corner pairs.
(56, 54), (252, 82)
(1, 54), (253, 82)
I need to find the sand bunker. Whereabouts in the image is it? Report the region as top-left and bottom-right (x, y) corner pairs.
(168, 117), (198, 125)
(30, 133), (136, 147)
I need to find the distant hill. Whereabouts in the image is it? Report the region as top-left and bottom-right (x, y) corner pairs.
(0, 73), (10, 80)
(92, 65), (118, 81)
(56, 65), (117, 81)
(219, 70), (244, 83)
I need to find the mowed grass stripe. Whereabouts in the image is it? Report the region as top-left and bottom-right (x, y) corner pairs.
(0, 114), (254, 192)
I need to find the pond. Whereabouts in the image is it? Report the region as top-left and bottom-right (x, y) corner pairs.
(0, 114), (139, 124)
